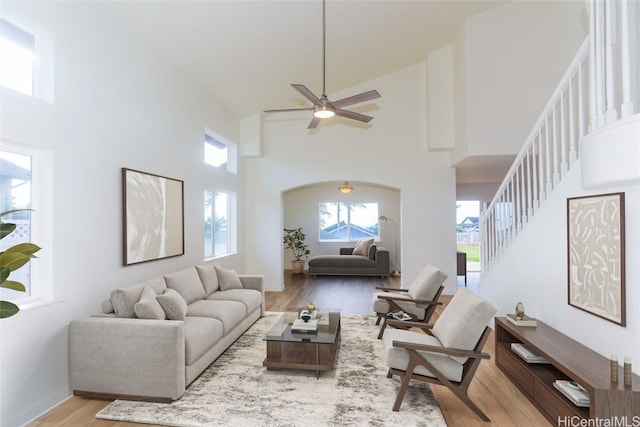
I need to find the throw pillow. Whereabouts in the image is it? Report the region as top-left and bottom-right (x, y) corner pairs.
(156, 288), (188, 320)
(407, 264), (448, 301)
(215, 266), (244, 291)
(110, 286), (144, 318)
(352, 238), (374, 256)
(196, 263), (220, 295)
(164, 267), (206, 304)
(134, 286), (166, 320)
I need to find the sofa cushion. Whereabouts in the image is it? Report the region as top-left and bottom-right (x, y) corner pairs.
(183, 316), (224, 365)
(187, 300), (246, 334)
(207, 289), (263, 315)
(196, 263), (221, 295)
(215, 266), (243, 291)
(432, 288), (497, 363)
(164, 267), (206, 305)
(157, 288), (189, 320)
(407, 265), (448, 301)
(353, 238), (374, 256)
(383, 328), (463, 382)
(134, 286), (166, 320)
(110, 287), (143, 318)
(308, 255), (376, 268)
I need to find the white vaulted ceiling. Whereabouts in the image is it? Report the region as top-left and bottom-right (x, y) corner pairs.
(98, 0), (505, 119)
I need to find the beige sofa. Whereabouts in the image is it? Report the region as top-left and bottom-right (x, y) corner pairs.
(69, 263), (264, 402)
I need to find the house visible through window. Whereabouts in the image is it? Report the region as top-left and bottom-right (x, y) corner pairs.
(0, 150), (33, 300)
(0, 18), (35, 96)
(319, 202), (379, 241)
(204, 190), (236, 258)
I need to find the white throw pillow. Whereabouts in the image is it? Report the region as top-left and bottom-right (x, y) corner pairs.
(353, 238), (374, 256)
(215, 266), (244, 291)
(110, 286), (144, 318)
(134, 286), (166, 320)
(156, 288), (188, 320)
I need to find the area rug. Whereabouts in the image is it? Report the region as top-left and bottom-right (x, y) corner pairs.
(96, 313), (447, 427)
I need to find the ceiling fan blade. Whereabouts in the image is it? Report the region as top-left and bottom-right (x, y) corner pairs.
(292, 84), (322, 106)
(335, 109), (374, 123)
(332, 90), (381, 109)
(263, 107), (314, 113)
(307, 117), (321, 129)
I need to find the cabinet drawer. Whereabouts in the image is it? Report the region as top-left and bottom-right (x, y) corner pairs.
(533, 378), (584, 420)
(497, 345), (534, 396)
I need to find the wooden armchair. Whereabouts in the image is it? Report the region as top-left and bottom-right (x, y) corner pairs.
(382, 288), (497, 421)
(372, 264), (446, 339)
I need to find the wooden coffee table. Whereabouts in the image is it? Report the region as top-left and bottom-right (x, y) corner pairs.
(263, 310), (341, 378)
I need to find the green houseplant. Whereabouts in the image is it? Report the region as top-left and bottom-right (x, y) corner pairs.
(0, 209), (41, 318)
(283, 227), (310, 274)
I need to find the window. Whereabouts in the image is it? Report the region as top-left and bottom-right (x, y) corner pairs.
(319, 202), (379, 241)
(0, 150), (33, 300)
(0, 144), (53, 311)
(204, 132), (237, 173)
(0, 18), (35, 96)
(204, 190), (236, 258)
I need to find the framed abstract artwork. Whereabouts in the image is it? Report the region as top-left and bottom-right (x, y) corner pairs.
(122, 168), (184, 266)
(567, 192), (625, 326)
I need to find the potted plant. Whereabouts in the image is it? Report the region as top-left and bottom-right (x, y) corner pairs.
(283, 227), (310, 274)
(0, 209), (41, 318)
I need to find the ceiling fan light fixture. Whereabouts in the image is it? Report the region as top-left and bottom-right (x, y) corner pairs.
(313, 104), (335, 119)
(338, 181), (353, 193)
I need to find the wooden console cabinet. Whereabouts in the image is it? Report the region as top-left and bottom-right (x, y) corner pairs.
(495, 317), (640, 424)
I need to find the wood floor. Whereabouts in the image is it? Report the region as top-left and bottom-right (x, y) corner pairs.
(28, 273), (551, 427)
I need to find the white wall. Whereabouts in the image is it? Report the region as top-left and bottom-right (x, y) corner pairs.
(283, 182), (401, 271)
(245, 63), (457, 294)
(463, 0), (587, 158)
(479, 163), (640, 373)
(0, 3), (242, 426)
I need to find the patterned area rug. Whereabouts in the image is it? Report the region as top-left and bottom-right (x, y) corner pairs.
(96, 313), (447, 426)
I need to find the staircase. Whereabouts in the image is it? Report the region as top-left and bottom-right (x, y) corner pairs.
(481, 0), (639, 273)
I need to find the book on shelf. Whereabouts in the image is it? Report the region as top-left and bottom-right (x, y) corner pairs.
(506, 313), (537, 327)
(553, 380), (590, 407)
(510, 342), (550, 364)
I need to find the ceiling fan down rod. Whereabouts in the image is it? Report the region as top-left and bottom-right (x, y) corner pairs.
(321, 0), (327, 98)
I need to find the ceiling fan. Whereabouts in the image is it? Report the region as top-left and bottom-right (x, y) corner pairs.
(264, 0), (381, 129)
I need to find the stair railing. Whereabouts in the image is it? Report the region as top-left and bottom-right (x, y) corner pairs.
(480, 0), (638, 273)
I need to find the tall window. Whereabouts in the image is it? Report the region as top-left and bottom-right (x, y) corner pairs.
(204, 132), (237, 174)
(319, 202), (379, 241)
(204, 190), (236, 258)
(0, 18), (35, 96)
(0, 150), (33, 300)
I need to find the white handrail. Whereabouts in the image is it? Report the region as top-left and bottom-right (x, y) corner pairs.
(481, 0), (638, 273)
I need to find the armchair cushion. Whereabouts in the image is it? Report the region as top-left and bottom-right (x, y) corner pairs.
(407, 265), (447, 301)
(432, 288), (497, 363)
(372, 291), (426, 320)
(383, 329), (463, 382)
